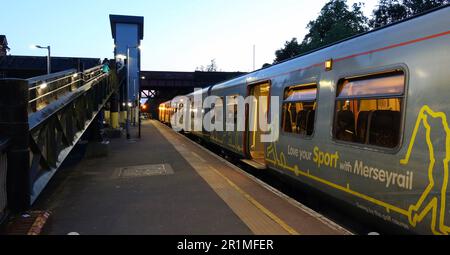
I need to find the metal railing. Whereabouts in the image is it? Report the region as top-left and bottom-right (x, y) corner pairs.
(0, 64), (125, 212)
(27, 66), (106, 113)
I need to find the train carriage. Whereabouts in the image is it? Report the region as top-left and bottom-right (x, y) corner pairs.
(160, 6), (450, 235)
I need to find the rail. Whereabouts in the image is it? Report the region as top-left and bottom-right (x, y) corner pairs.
(27, 65), (106, 112)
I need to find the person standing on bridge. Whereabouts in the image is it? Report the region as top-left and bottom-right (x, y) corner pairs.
(102, 58), (110, 73)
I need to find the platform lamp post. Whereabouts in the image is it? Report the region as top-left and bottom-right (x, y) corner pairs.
(126, 45), (140, 140)
(32, 45), (51, 74)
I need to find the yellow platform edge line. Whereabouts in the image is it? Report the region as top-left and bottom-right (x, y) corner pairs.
(153, 121), (299, 235)
(208, 166), (300, 235)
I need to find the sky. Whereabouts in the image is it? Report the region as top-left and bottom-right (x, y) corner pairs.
(1, 0), (378, 72)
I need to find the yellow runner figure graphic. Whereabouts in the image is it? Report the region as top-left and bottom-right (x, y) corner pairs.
(265, 105), (450, 235)
(401, 105), (450, 235)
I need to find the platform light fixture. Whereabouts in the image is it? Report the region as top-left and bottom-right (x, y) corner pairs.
(39, 82), (48, 89)
(31, 44), (51, 75)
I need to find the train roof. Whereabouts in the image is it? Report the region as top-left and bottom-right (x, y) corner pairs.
(210, 4), (450, 92)
(160, 100), (172, 105)
(184, 86), (211, 98)
(264, 4), (450, 70)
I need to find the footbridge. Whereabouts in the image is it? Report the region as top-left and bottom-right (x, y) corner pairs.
(0, 64), (125, 214)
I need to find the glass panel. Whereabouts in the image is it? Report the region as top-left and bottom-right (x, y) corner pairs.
(337, 73), (405, 99)
(282, 84), (318, 137)
(282, 101), (316, 136)
(334, 98), (402, 148)
(285, 87), (317, 102)
(226, 95), (238, 125)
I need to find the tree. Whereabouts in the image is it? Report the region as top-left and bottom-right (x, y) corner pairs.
(369, 0), (408, 28)
(206, 59), (218, 72)
(274, 38), (303, 63)
(274, 0), (369, 63)
(196, 59), (218, 72)
(301, 0), (368, 53)
(370, 0), (448, 28)
(404, 0), (448, 15)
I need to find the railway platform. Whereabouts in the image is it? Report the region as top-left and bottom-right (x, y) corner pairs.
(28, 120), (350, 235)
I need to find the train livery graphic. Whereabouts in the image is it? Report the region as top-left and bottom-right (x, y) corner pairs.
(402, 106), (450, 235)
(159, 6), (450, 234)
(265, 105), (450, 235)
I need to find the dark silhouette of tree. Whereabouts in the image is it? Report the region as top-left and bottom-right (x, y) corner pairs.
(370, 0), (448, 28)
(272, 0), (448, 64)
(369, 0), (408, 28)
(301, 0), (368, 52)
(206, 59), (218, 72)
(274, 38), (303, 64)
(274, 0), (368, 63)
(196, 59), (218, 72)
(404, 0), (448, 15)
(262, 63), (272, 69)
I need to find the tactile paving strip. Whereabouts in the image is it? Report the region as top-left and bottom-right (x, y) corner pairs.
(116, 164), (174, 178)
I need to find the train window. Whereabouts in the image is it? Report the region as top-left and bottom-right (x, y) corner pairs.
(190, 101), (195, 118)
(212, 97), (224, 125)
(226, 95), (239, 129)
(333, 71), (405, 148)
(282, 84), (317, 136)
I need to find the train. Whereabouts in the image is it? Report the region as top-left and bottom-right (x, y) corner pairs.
(158, 6), (450, 235)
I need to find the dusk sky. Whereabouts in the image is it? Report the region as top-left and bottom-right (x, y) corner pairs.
(1, 0), (378, 72)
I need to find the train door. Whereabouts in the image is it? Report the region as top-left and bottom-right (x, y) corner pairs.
(245, 82), (270, 167)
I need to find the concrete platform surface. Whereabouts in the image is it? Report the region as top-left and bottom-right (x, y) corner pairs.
(33, 120), (350, 235)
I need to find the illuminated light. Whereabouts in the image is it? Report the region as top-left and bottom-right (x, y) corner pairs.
(141, 76), (146, 80)
(128, 102), (132, 107)
(30, 45), (38, 49)
(116, 54), (127, 60)
(122, 103), (126, 106)
(325, 59), (333, 71)
(39, 83), (47, 89)
(73, 73), (78, 78)
(141, 104), (147, 110)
